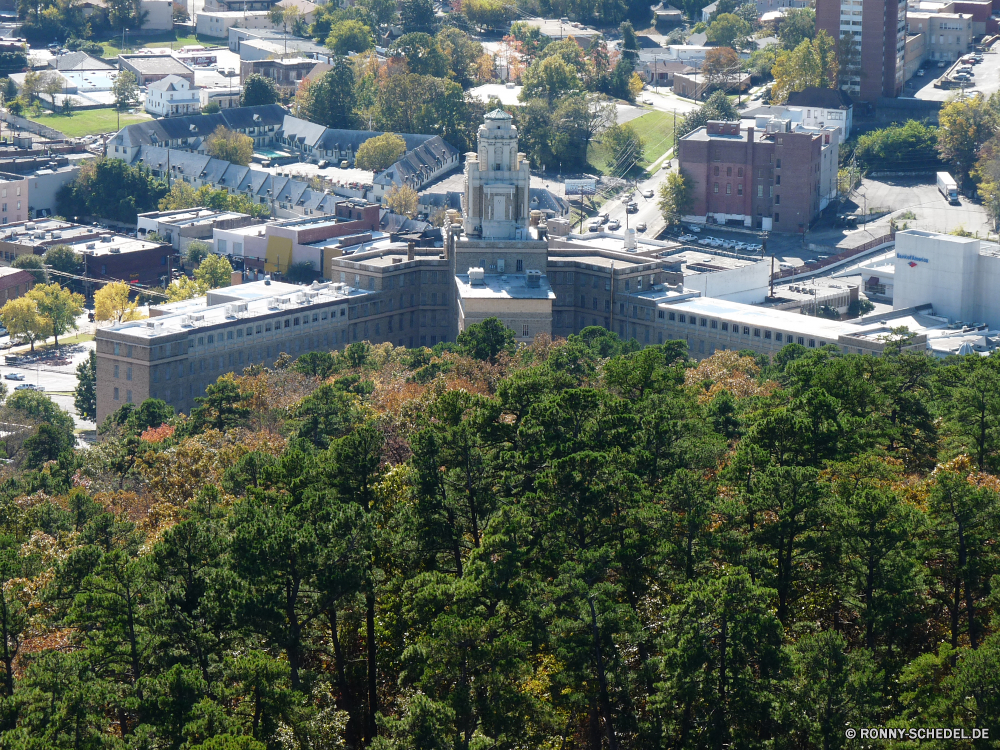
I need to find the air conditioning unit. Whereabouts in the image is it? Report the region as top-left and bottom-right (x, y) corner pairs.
(109, 248), (121, 254)
(50, 231), (61, 238)
(86, 243), (96, 250)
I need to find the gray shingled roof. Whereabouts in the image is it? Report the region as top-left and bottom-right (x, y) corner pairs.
(56, 51), (115, 71)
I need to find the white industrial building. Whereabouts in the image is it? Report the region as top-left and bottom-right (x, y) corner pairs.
(893, 229), (1000, 328)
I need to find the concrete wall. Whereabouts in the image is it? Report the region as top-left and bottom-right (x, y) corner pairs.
(893, 229), (979, 323)
(142, 0), (174, 30)
(28, 168), (79, 218)
(682, 257), (772, 303)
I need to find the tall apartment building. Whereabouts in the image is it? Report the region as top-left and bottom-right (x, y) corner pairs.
(816, 0), (906, 101)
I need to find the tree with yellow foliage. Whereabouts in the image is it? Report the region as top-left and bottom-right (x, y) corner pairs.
(0, 296), (46, 352)
(770, 31), (838, 103)
(204, 125), (255, 166)
(94, 281), (143, 324)
(384, 184), (419, 218)
(165, 276), (210, 302)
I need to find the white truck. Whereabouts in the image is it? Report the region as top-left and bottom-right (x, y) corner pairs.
(938, 172), (959, 204)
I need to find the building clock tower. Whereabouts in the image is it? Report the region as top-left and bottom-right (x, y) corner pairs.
(462, 109), (531, 240)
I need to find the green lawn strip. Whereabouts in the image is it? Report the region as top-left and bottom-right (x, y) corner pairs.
(628, 109), (676, 166)
(588, 109), (676, 176)
(28, 109), (150, 137)
(96, 31), (226, 57)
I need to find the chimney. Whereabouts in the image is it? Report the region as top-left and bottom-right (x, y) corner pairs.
(446, 223), (463, 260)
(747, 126), (754, 143)
(407, 241), (414, 261)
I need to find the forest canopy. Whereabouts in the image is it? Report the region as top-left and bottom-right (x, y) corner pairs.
(1, 321), (999, 749)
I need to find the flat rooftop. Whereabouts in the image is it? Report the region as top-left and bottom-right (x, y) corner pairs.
(548, 251), (657, 269)
(105, 279), (367, 340)
(0, 220), (160, 252)
(667, 250), (761, 272)
(69, 235), (165, 256)
(663, 296), (852, 338)
(455, 272), (556, 300)
(141, 208), (251, 227)
(119, 55), (194, 76)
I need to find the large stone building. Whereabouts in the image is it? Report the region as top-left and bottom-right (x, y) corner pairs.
(94, 112), (788, 421)
(462, 109), (532, 241)
(816, 0), (906, 101)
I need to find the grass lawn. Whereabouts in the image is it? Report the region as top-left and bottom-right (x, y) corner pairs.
(96, 31), (227, 57)
(29, 108), (151, 137)
(57, 333), (96, 345)
(588, 109), (676, 177)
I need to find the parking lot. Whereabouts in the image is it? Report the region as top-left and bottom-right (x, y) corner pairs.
(0, 341), (95, 432)
(912, 46), (1000, 101)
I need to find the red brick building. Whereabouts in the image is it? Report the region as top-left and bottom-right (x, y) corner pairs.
(677, 120), (825, 233)
(0, 267), (34, 303)
(816, 0), (906, 102)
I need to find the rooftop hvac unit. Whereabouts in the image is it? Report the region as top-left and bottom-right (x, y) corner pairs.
(24, 222), (35, 230)
(190, 313), (205, 322)
(275, 296), (291, 305)
(33, 232), (44, 239)
(468, 267), (485, 285)
(50, 231), (60, 239)
(526, 269), (542, 287)
(145, 320), (162, 330)
(267, 297), (279, 309)
(101, 235), (112, 242)
(86, 242), (96, 250)
(109, 248), (121, 254)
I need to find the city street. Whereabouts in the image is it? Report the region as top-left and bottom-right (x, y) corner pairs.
(0, 340), (94, 431)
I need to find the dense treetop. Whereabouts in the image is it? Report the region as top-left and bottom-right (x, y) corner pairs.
(0, 321), (999, 749)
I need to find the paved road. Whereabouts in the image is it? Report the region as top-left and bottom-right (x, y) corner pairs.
(1, 340), (95, 431)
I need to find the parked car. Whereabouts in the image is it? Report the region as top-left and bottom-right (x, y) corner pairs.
(599, 213), (610, 224)
(626, 201), (638, 212)
(699, 238), (712, 246)
(4, 373), (24, 381)
(916, 69), (925, 76)
(642, 97), (653, 104)
(317, 160), (330, 168)
(687, 225), (701, 233)
(608, 219), (621, 230)
(588, 220), (601, 231)
(643, 189), (654, 198)
(14, 383), (39, 391)
(636, 222), (647, 231)
(939, 61), (947, 67)
(678, 233), (696, 242)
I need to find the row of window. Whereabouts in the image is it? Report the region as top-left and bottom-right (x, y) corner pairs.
(664, 311), (830, 347)
(190, 308), (346, 350)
